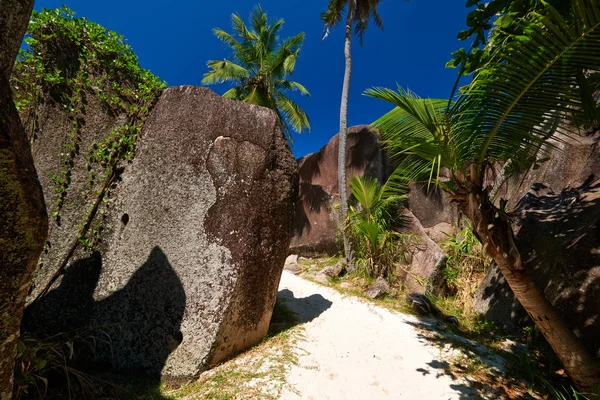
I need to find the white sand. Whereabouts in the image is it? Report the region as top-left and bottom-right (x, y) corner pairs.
(277, 271), (476, 400)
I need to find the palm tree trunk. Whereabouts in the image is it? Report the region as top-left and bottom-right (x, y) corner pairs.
(339, 2), (354, 270)
(0, 1), (48, 398)
(461, 166), (599, 393)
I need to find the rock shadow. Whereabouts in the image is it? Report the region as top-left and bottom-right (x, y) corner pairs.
(478, 179), (600, 357)
(403, 318), (516, 399)
(276, 289), (332, 325)
(293, 183), (332, 237)
(23, 246), (185, 394)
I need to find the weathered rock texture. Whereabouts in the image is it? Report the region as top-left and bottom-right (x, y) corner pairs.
(474, 131), (600, 358)
(290, 125), (389, 256)
(400, 210), (447, 294)
(0, 1), (47, 397)
(407, 181), (460, 244)
(25, 86), (298, 380)
(27, 86), (131, 295)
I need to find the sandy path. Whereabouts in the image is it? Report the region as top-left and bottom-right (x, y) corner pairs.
(277, 271), (476, 400)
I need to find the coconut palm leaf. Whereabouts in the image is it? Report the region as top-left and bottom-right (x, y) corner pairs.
(202, 5), (310, 140)
(275, 93), (310, 134)
(452, 0), (600, 165)
(202, 60), (249, 84)
(274, 80), (310, 96)
(365, 87), (452, 188)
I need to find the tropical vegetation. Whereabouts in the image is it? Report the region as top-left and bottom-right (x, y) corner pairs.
(365, 0), (600, 392)
(345, 175), (406, 279)
(2, 0), (600, 397)
(202, 5), (310, 141)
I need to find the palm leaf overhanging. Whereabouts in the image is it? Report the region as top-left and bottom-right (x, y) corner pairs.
(202, 5), (310, 141)
(366, 0), (600, 191)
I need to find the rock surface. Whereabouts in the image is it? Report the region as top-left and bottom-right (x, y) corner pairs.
(472, 262), (529, 331)
(474, 131), (600, 359)
(290, 125), (390, 256)
(25, 86), (298, 380)
(364, 277), (390, 299)
(514, 180), (600, 358)
(407, 178), (461, 244)
(401, 210), (448, 294)
(0, 2), (47, 396)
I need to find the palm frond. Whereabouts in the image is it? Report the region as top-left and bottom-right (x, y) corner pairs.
(222, 86), (245, 100)
(231, 13), (255, 42)
(212, 28), (244, 55)
(275, 93), (310, 133)
(365, 87), (452, 185)
(201, 59), (250, 85)
(452, 0), (600, 165)
(244, 85), (272, 108)
(350, 175), (380, 216)
(204, 6), (310, 143)
(321, 0), (347, 29)
(274, 80), (310, 97)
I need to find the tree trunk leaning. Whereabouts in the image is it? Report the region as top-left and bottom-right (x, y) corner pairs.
(0, 0), (34, 80)
(462, 167), (600, 394)
(0, 0), (48, 398)
(338, 4), (354, 271)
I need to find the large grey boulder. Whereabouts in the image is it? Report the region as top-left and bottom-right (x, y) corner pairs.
(25, 86), (298, 380)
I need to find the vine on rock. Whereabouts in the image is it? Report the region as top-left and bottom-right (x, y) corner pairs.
(10, 6), (165, 292)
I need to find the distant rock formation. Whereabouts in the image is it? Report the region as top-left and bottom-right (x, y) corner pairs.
(25, 86), (298, 380)
(290, 125), (389, 256)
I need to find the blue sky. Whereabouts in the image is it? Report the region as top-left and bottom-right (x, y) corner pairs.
(34, 1), (471, 158)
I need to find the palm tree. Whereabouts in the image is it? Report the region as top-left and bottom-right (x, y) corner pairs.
(366, 0), (600, 392)
(202, 5), (310, 141)
(321, 0), (391, 270)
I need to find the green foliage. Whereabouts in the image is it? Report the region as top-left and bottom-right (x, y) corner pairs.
(13, 6), (165, 120)
(11, 6), (165, 251)
(448, 0), (575, 76)
(442, 221), (490, 291)
(321, 0), (387, 45)
(345, 175), (407, 278)
(366, 0), (600, 193)
(202, 5), (310, 141)
(13, 332), (112, 399)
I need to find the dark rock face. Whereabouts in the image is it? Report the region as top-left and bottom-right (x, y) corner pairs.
(474, 132), (600, 358)
(472, 262), (530, 331)
(0, 75), (47, 397)
(407, 181), (460, 244)
(290, 125), (389, 256)
(0, 1), (47, 395)
(25, 86), (298, 380)
(515, 181), (600, 358)
(495, 132), (600, 210)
